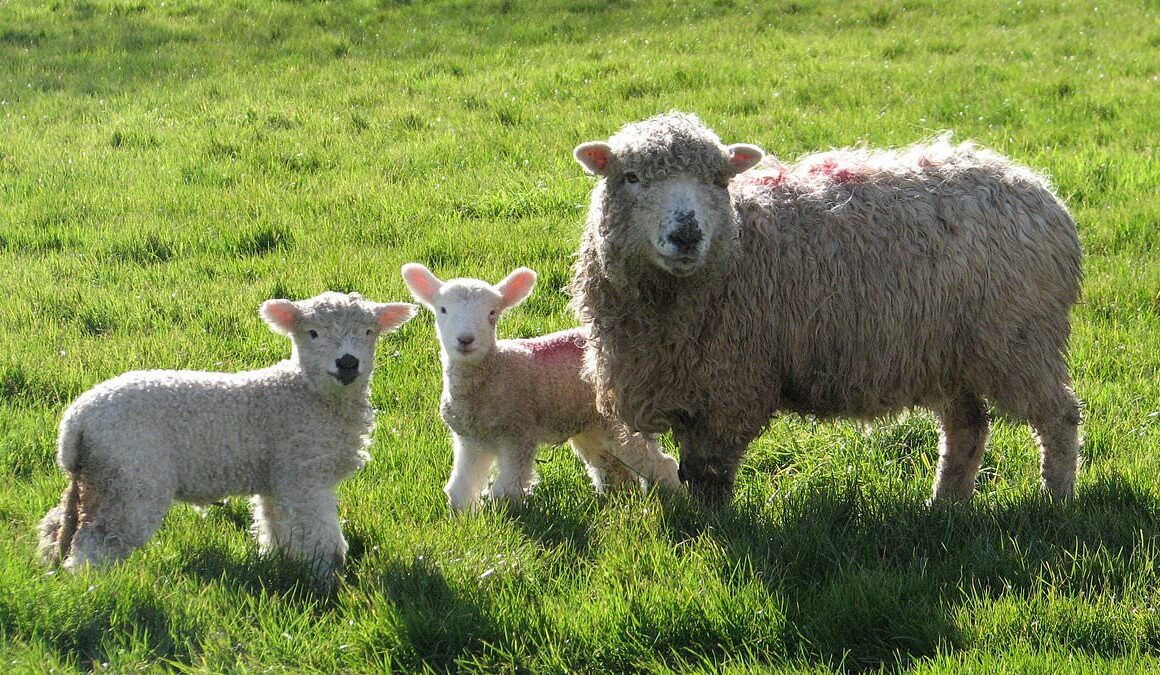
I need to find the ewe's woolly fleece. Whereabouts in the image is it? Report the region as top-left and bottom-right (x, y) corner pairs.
(571, 112), (1081, 497)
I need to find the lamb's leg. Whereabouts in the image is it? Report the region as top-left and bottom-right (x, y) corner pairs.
(931, 393), (990, 503)
(673, 421), (746, 506)
(65, 480), (169, 570)
(1028, 384), (1082, 499)
(569, 427), (639, 493)
(487, 442), (536, 504)
(444, 434), (496, 512)
(263, 490), (347, 585)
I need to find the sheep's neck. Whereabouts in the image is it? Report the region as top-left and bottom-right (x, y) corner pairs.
(442, 350), (499, 401)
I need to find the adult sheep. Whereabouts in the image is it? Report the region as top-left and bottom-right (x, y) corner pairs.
(569, 112), (1082, 505)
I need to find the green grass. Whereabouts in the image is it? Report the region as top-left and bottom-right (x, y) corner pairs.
(2, 0), (1159, 670)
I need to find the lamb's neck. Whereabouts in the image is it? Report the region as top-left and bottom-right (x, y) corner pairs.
(442, 350), (500, 401)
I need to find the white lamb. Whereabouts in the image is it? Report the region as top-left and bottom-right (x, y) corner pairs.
(37, 291), (417, 585)
(401, 262), (681, 511)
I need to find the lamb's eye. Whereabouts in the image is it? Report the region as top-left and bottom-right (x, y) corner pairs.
(308, 329), (319, 339)
(489, 309), (497, 317)
(366, 329), (374, 336)
(439, 307), (447, 314)
(624, 172), (640, 184)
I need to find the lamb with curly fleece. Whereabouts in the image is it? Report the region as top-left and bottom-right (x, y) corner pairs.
(38, 291), (416, 585)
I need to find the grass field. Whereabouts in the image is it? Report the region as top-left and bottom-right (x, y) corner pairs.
(1, 0), (1159, 671)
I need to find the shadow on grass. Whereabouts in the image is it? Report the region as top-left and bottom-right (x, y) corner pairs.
(363, 556), (504, 671)
(657, 474), (1158, 671)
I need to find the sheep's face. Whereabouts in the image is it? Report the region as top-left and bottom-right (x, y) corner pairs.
(402, 264), (537, 365)
(262, 293), (417, 389)
(575, 112), (763, 277)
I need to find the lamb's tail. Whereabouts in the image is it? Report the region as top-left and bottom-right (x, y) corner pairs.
(38, 418), (84, 566)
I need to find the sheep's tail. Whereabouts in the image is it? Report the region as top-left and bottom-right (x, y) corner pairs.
(38, 418), (83, 565)
(57, 478), (80, 563)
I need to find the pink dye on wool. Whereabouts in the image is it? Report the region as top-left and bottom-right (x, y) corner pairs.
(517, 328), (586, 365)
(742, 166), (788, 189)
(807, 157), (867, 184)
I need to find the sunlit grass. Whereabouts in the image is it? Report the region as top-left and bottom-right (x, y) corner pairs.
(1, 0), (1158, 670)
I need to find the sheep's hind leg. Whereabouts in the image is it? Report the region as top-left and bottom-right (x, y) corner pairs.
(930, 393), (990, 503)
(66, 480), (170, 570)
(1028, 384), (1082, 499)
(569, 427), (639, 493)
(673, 423), (745, 506)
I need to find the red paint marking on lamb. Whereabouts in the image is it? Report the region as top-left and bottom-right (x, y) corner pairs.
(516, 328), (586, 364)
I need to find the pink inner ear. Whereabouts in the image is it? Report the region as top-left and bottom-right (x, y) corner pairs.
(498, 268), (537, 308)
(377, 303), (417, 332)
(576, 144), (611, 173)
(401, 264), (442, 305)
(262, 299), (299, 332)
(729, 144), (764, 173)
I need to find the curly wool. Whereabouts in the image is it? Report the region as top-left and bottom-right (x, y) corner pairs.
(37, 292), (415, 583)
(571, 112), (1082, 503)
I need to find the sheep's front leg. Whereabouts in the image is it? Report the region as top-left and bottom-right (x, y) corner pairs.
(673, 420), (746, 506)
(254, 491), (347, 585)
(445, 434), (496, 512)
(487, 442), (536, 504)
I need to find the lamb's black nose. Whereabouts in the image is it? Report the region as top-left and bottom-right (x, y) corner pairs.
(336, 354), (359, 371)
(457, 335), (475, 346)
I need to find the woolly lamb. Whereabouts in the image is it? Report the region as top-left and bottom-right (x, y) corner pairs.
(571, 112), (1082, 505)
(402, 263), (680, 512)
(38, 292), (417, 584)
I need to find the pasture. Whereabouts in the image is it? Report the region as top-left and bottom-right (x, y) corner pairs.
(1, 0), (1158, 670)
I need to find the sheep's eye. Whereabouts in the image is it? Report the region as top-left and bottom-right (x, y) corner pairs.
(624, 172), (640, 184)
(439, 307), (447, 314)
(366, 329), (374, 336)
(308, 329), (319, 339)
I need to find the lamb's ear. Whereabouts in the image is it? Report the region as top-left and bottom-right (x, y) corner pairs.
(375, 303), (418, 333)
(495, 267), (537, 309)
(401, 263), (443, 306)
(261, 299), (301, 335)
(727, 144), (764, 174)
(574, 142), (614, 176)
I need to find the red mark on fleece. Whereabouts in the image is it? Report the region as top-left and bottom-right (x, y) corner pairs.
(807, 157), (866, 183)
(517, 328), (586, 365)
(741, 166), (788, 189)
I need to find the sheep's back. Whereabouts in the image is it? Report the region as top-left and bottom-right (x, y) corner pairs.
(728, 151), (1080, 417)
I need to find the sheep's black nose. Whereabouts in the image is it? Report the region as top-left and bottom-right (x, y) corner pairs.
(668, 210), (702, 251)
(457, 334), (474, 346)
(336, 354), (359, 371)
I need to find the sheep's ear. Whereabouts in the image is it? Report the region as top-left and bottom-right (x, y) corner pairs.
(727, 144), (764, 174)
(401, 263), (444, 306)
(574, 142), (613, 176)
(261, 299), (301, 335)
(495, 267), (537, 309)
(375, 303), (418, 333)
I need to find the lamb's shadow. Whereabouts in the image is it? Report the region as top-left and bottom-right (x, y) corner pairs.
(363, 556), (503, 671)
(660, 475), (1158, 671)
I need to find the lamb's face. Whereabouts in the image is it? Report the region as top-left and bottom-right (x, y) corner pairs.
(428, 281), (505, 363)
(575, 112), (764, 277)
(261, 293), (416, 390)
(402, 263), (538, 365)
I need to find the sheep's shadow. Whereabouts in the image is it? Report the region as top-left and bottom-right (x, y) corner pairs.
(658, 474), (1158, 671)
(361, 556), (503, 671)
